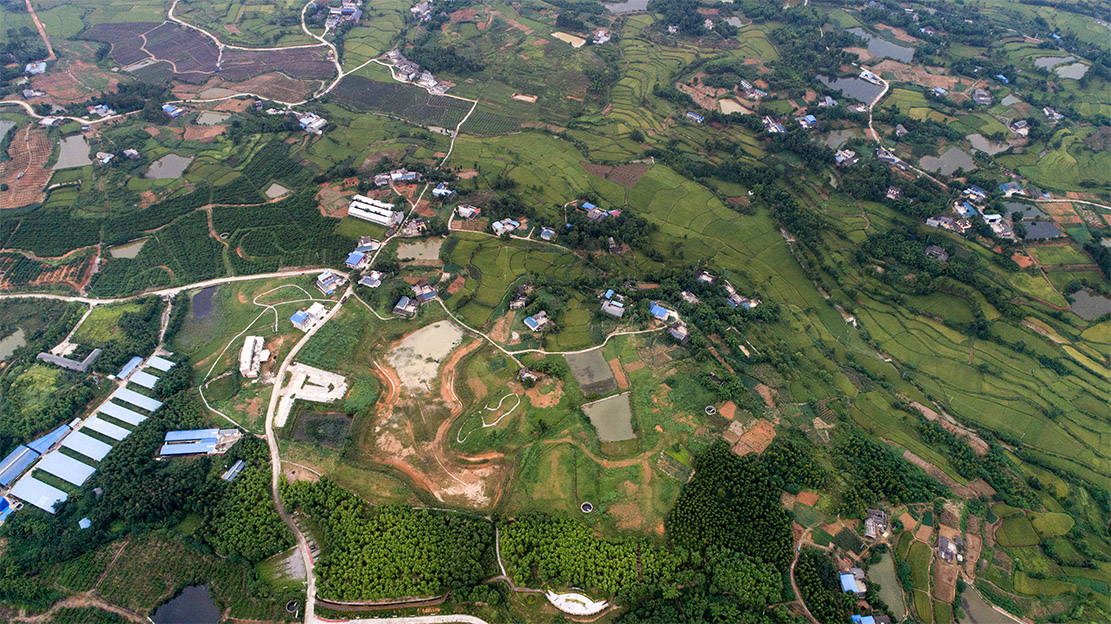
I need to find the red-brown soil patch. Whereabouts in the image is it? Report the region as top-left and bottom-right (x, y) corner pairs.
(457, 169), (479, 179)
(526, 379), (563, 408)
(445, 274), (467, 295)
(316, 184), (350, 217)
(872, 60), (957, 90)
(1041, 202), (1082, 224)
(174, 72), (323, 104)
(875, 23), (919, 43)
(718, 400), (737, 420)
(915, 524), (934, 542)
(933, 561), (958, 602)
(488, 311), (514, 342)
(0, 125), (52, 209)
(797, 491), (820, 506)
(754, 383), (777, 408)
(29, 252), (95, 291)
(183, 125), (226, 142)
(729, 419), (776, 456)
(608, 357), (629, 390)
(1012, 252), (1034, 268)
(449, 8), (480, 22)
(624, 361), (646, 373)
(32, 56), (121, 104)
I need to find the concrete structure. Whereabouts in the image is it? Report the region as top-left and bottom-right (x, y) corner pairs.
(456, 204), (480, 219)
(358, 271), (383, 288)
(668, 321), (689, 343)
(239, 336), (269, 378)
(601, 299), (626, 318)
(523, 311), (549, 332)
(835, 149), (859, 166)
(298, 112), (327, 135)
(432, 182), (455, 198)
(274, 364), (348, 427)
(393, 296), (418, 317)
(544, 590), (608, 617)
(291, 302), (328, 331)
(316, 271), (344, 296)
(925, 245), (949, 262)
(411, 282), (437, 304)
(36, 348), (100, 372)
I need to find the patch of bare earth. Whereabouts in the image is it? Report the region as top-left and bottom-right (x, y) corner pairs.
(488, 311), (514, 342)
(0, 125), (52, 209)
(608, 358), (629, 390)
(183, 125), (226, 142)
(525, 379), (563, 408)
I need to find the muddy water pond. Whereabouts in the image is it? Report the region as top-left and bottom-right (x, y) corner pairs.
(192, 286), (216, 319)
(387, 321), (464, 393)
(960, 586), (1021, 624)
(108, 238), (148, 258)
(603, 0), (648, 12)
(1034, 55), (1074, 70)
(0, 328), (26, 361)
(195, 111), (230, 125)
(53, 135), (92, 170)
(1069, 288), (1111, 321)
(824, 128), (861, 149)
(145, 153), (194, 179)
(582, 393), (635, 442)
(151, 584), (220, 624)
(967, 133), (1009, 155)
(920, 146), (976, 176)
(868, 552), (906, 620)
(398, 238), (443, 261)
(1055, 62), (1089, 79)
(0, 120), (15, 142)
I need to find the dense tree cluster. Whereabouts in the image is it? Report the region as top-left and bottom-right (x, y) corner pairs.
(501, 514), (680, 599)
(666, 442), (793, 569)
(282, 479), (493, 600)
(204, 438), (294, 563)
(793, 548), (849, 624)
(915, 417), (1037, 509)
(761, 436), (828, 492)
(833, 434), (947, 515)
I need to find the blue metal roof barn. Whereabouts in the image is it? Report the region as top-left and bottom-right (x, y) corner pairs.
(160, 429), (220, 456)
(116, 356), (143, 379)
(36, 451), (96, 486)
(129, 370), (160, 389)
(146, 355), (175, 371)
(98, 402), (147, 426)
(113, 387), (163, 412)
(10, 475), (68, 514)
(61, 430), (113, 462)
(83, 416), (131, 441)
(27, 424), (71, 454)
(0, 446), (39, 486)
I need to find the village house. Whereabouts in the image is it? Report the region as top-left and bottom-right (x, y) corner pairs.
(358, 271), (383, 288)
(895, 123), (908, 137)
(838, 570), (867, 595)
(523, 311), (550, 332)
(456, 204), (481, 219)
(834, 149), (859, 167)
(290, 302), (328, 331)
(491, 218), (521, 236)
(972, 89), (992, 105)
(681, 290), (701, 305)
(509, 285), (531, 309)
(539, 226), (556, 241)
(393, 296), (418, 317)
(864, 508), (888, 539)
(686, 111), (705, 124)
(1009, 119), (1029, 137)
(925, 245), (949, 262)
(600, 289), (626, 318)
(668, 321), (689, 343)
(411, 281), (438, 304)
(649, 301), (675, 322)
(432, 182), (455, 198)
(316, 271), (345, 296)
(796, 114), (818, 130)
(886, 186), (903, 200)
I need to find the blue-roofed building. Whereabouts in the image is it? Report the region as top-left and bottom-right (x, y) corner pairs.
(345, 251), (367, 269)
(10, 475), (67, 514)
(130, 370), (160, 390)
(25, 61), (47, 74)
(932, 87), (949, 96)
(539, 226), (556, 241)
(27, 424), (71, 454)
(146, 355), (175, 372)
(523, 311), (549, 332)
(797, 114), (818, 129)
(995, 74), (1008, 84)
(316, 271), (343, 296)
(98, 402), (147, 426)
(0, 446), (39, 486)
(113, 387), (162, 412)
(116, 356), (143, 380)
(850, 616), (876, 624)
(839, 572), (864, 594)
(393, 296), (417, 317)
(160, 429), (221, 456)
(291, 310), (311, 329)
(582, 202), (597, 211)
(61, 431), (112, 462)
(432, 182), (456, 198)
(604, 289), (614, 300)
(222, 459), (246, 482)
(36, 451), (96, 486)
(686, 111), (705, 123)
(954, 201), (977, 218)
(998, 181), (1025, 196)
(649, 302), (672, 321)
(78, 517), (92, 529)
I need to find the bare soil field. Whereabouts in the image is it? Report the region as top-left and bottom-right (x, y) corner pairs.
(580, 162), (651, 188)
(933, 562), (959, 602)
(31, 42), (120, 104)
(872, 60), (958, 90)
(0, 125), (52, 209)
(875, 23), (919, 43)
(183, 125), (226, 142)
(220, 47), (333, 80)
(730, 419), (776, 456)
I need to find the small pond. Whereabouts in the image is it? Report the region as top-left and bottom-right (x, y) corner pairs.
(967, 133), (1009, 155)
(1004, 201), (1047, 220)
(1055, 62), (1089, 80)
(397, 238), (443, 261)
(582, 393), (635, 442)
(919, 146), (976, 176)
(1069, 288), (1111, 321)
(868, 552), (906, 621)
(0, 328), (27, 361)
(1000, 94), (1022, 107)
(145, 154), (194, 180)
(603, 0), (649, 12)
(847, 27), (915, 62)
(151, 585), (220, 624)
(824, 128), (861, 149)
(387, 321), (464, 392)
(195, 111), (230, 125)
(817, 74), (885, 104)
(108, 238), (148, 258)
(53, 135), (92, 170)
(192, 286), (216, 319)
(1033, 55), (1074, 70)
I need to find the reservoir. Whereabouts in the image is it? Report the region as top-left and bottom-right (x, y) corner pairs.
(603, 0), (649, 12)
(150, 585), (220, 624)
(817, 75), (885, 104)
(919, 146), (976, 176)
(192, 286), (217, 319)
(0, 328), (27, 361)
(53, 135), (92, 170)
